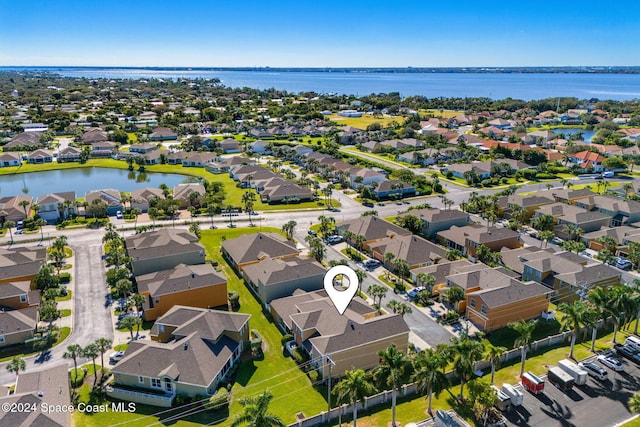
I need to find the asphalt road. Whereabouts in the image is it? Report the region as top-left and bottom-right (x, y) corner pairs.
(504, 353), (640, 427)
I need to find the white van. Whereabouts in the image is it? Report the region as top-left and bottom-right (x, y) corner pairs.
(602, 171), (615, 178)
(624, 335), (640, 352)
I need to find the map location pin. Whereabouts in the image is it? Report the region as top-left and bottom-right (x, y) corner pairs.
(324, 265), (359, 315)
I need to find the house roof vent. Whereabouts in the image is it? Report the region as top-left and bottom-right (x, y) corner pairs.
(184, 342), (189, 350)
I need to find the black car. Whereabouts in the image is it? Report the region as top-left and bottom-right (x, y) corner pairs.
(614, 344), (640, 363)
(362, 201), (375, 208)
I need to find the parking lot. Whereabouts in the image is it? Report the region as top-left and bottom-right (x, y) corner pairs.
(504, 354), (639, 427)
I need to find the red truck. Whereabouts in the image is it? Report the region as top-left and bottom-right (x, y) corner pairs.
(521, 371), (545, 394)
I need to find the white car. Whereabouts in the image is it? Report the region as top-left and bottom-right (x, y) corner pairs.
(109, 351), (126, 363)
(597, 354), (624, 372)
(116, 211), (123, 219)
(326, 235), (343, 244)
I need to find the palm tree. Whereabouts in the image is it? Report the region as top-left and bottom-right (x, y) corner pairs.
(394, 259), (410, 286)
(3, 220), (15, 243)
(6, 356), (26, 381)
(83, 343), (100, 386)
(538, 230), (555, 248)
(18, 199), (30, 218)
(231, 390), (285, 427)
(281, 220), (297, 241)
(63, 344), (83, 379)
(353, 234), (366, 252)
(509, 319), (538, 376)
(334, 369), (377, 427)
(444, 286), (465, 312)
(485, 343), (507, 385)
(558, 300), (588, 359)
(242, 191), (257, 227)
(451, 334), (484, 399)
(95, 337), (113, 377)
(115, 278), (133, 300)
(387, 300), (413, 317)
(35, 217), (46, 241)
(132, 208), (142, 228)
(416, 273), (436, 295)
(373, 345), (410, 427)
(412, 348), (448, 415)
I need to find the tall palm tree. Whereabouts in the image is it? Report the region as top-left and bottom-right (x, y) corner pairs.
(558, 299), (588, 359)
(83, 343), (100, 386)
(334, 369), (377, 427)
(509, 319), (538, 376)
(416, 273), (436, 295)
(63, 344), (83, 379)
(373, 345), (410, 427)
(485, 343), (507, 385)
(95, 337), (113, 378)
(451, 334), (484, 399)
(18, 200), (30, 218)
(6, 356), (26, 381)
(3, 220), (15, 243)
(231, 390), (285, 427)
(412, 348), (448, 415)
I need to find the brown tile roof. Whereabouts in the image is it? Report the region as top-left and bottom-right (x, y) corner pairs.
(221, 232), (298, 266)
(467, 280), (551, 309)
(136, 264), (226, 297)
(152, 305), (249, 343)
(411, 259), (485, 285)
(0, 306), (38, 336)
(172, 183), (206, 202)
(369, 234), (447, 267)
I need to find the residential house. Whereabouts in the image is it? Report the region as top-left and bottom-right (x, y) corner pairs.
(0, 152), (21, 167)
(242, 256), (326, 307)
(270, 290), (410, 378)
(537, 188), (597, 205)
(443, 159), (532, 180)
(4, 132), (43, 151)
(574, 195), (640, 227)
(130, 143), (158, 154)
(26, 149), (53, 164)
(370, 234), (447, 269)
(533, 203), (612, 238)
(181, 152), (218, 167)
(57, 146), (82, 163)
(499, 193), (556, 221)
(149, 127), (178, 141)
(398, 208), (470, 239)
(221, 232), (299, 271)
(501, 247), (621, 303)
(81, 127), (108, 144)
(0, 195), (33, 222)
(109, 306), (249, 407)
(260, 181), (314, 204)
(410, 259), (486, 289)
(90, 141), (117, 158)
(349, 168), (386, 187)
(445, 266), (552, 331)
(0, 306), (38, 348)
(436, 225), (522, 257)
(249, 140), (270, 154)
(582, 226), (640, 251)
(219, 138), (242, 153)
(85, 189), (123, 216)
(336, 216), (411, 253)
(36, 192), (76, 224)
(568, 151), (606, 172)
(0, 363), (71, 426)
(21, 123), (48, 132)
(172, 183), (206, 208)
(136, 263), (228, 321)
(0, 281), (39, 310)
(372, 180), (416, 199)
(0, 247), (47, 284)
(166, 151), (186, 165)
(131, 187), (164, 212)
(125, 229), (205, 276)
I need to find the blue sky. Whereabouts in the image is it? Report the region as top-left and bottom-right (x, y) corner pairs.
(2, 0), (639, 67)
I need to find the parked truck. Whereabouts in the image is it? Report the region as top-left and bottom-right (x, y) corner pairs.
(491, 385), (512, 412)
(548, 366), (575, 392)
(558, 359), (588, 386)
(501, 383), (524, 406)
(521, 371), (545, 394)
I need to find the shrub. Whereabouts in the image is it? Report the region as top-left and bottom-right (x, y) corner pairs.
(281, 334), (294, 346)
(433, 183), (443, 193)
(228, 291), (240, 310)
(535, 172), (556, 179)
(445, 170), (454, 179)
(59, 272), (71, 284)
(481, 179), (493, 187)
(205, 388), (230, 410)
(292, 347), (308, 365)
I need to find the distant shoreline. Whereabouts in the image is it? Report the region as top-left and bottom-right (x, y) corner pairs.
(3, 66), (640, 74)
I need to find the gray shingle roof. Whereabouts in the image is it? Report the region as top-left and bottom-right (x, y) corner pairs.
(0, 247), (46, 282)
(242, 256), (325, 287)
(136, 264), (226, 297)
(221, 232), (298, 266)
(338, 216), (410, 242)
(126, 229), (204, 261)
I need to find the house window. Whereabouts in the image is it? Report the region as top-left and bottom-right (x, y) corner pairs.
(158, 324), (165, 333)
(164, 378), (173, 392)
(138, 376), (144, 384)
(20, 294), (27, 303)
(470, 299), (476, 308)
(481, 305), (487, 314)
(151, 378), (161, 388)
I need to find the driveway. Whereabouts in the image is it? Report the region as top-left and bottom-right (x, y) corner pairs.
(0, 233), (113, 385)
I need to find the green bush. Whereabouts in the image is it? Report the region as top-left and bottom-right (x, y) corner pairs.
(228, 291), (240, 310)
(59, 272), (71, 284)
(281, 334), (294, 346)
(205, 388), (230, 410)
(292, 347), (308, 364)
(535, 172), (556, 179)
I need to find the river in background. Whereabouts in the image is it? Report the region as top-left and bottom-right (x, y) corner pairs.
(0, 168), (196, 199)
(4, 67), (640, 101)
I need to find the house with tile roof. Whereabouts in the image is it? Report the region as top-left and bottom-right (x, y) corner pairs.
(568, 150), (606, 172)
(221, 232), (299, 271)
(136, 263), (228, 321)
(0, 195), (33, 222)
(0, 363), (71, 426)
(242, 256), (326, 307)
(270, 290), (409, 378)
(0, 152), (21, 167)
(131, 187), (164, 212)
(85, 189), (123, 216)
(533, 202), (612, 238)
(369, 234), (447, 269)
(125, 229), (205, 276)
(108, 306), (250, 407)
(0, 247), (47, 284)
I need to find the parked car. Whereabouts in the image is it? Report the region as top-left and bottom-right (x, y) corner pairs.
(616, 258), (633, 271)
(407, 286), (426, 299)
(594, 175), (604, 180)
(116, 211), (123, 219)
(363, 259), (380, 270)
(614, 344), (640, 363)
(16, 220), (24, 230)
(307, 229), (317, 236)
(284, 340), (297, 357)
(578, 361), (608, 380)
(326, 235), (343, 244)
(362, 201), (375, 208)
(109, 351), (126, 363)
(597, 354), (624, 372)
(550, 237), (564, 245)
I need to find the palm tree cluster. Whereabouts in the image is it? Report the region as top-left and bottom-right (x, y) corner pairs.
(63, 337), (113, 388)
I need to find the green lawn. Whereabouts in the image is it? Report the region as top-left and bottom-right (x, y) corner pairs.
(328, 113), (400, 130)
(340, 147), (411, 169)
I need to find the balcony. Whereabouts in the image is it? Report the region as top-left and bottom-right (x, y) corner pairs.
(106, 385), (176, 408)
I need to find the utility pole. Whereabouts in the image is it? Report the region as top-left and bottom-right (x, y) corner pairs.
(327, 355), (335, 416)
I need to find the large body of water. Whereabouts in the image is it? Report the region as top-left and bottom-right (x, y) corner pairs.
(0, 168), (195, 199)
(4, 67), (640, 101)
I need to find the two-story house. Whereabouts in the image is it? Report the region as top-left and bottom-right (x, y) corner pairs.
(221, 232), (299, 271)
(36, 192), (76, 224)
(398, 208), (470, 239)
(125, 229), (205, 276)
(437, 225), (522, 257)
